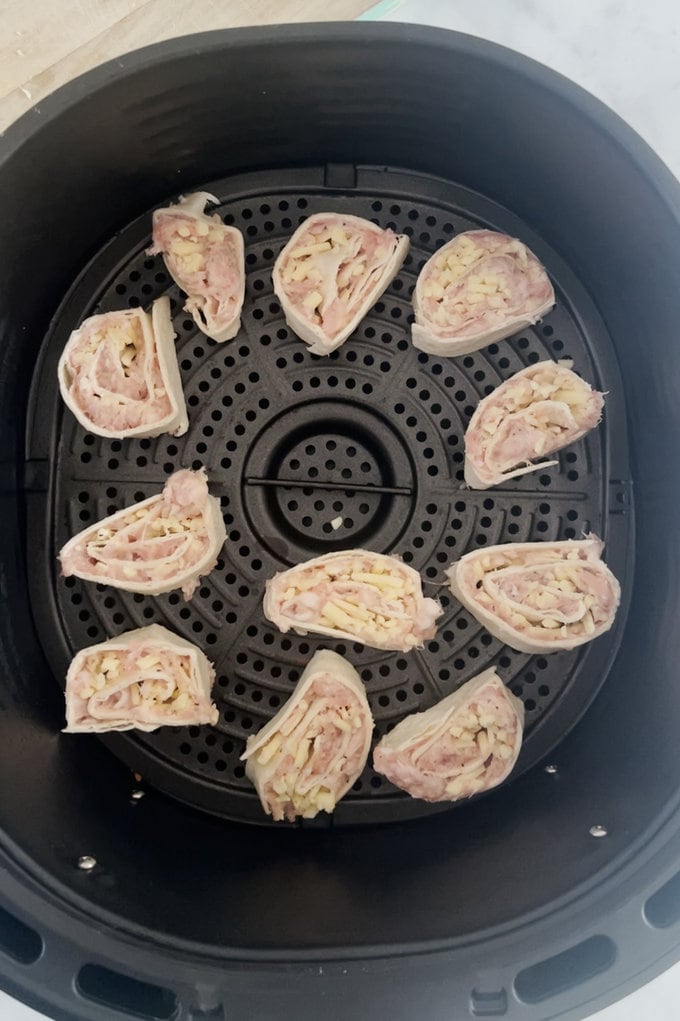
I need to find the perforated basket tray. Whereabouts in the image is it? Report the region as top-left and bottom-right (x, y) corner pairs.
(26, 164), (633, 826)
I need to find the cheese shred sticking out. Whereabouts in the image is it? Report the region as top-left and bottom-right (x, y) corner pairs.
(64, 624), (218, 733)
(373, 667), (524, 802)
(58, 297), (187, 439)
(412, 230), (555, 356)
(446, 537), (621, 653)
(263, 549), (442, 652)
(59, 468), (226, 599)
(464, 360), (604, 488)
(273, 212), (409, 355)
(149, 192), (245, 343)
(242, 649), (373, 821)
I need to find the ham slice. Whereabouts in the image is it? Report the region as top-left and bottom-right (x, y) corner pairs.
(446, 537), (621, 653)
(57, 297), (187, 439)
(373, 667), (524, 802)
(465, 361), (605, 488)
(412, 230), (555, 356)
(263, 549), (442, 652)
(59, 468), (226, 600)
(273, 212), (409, 355)
(241, 649), (373, 821)
(149, 192), (245, 343)
(63, 624), (218, 733)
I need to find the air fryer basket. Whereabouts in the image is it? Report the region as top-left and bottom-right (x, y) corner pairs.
(29, 166), (631, 826)
(1, 22), (679, 1021)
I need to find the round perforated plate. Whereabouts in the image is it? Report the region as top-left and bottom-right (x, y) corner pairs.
(26, 165), (633, 826)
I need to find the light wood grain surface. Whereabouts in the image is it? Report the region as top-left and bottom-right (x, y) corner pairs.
(0, 0), (372, 133)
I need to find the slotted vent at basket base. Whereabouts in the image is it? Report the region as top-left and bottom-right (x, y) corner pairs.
(34, 168), (632, 826)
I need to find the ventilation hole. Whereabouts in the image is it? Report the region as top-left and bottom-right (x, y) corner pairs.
(0, 905), (43, 964)
(77, 964), (178, 1020)
(514, 936), (616, 1005)
(470, 988), (508, 1018)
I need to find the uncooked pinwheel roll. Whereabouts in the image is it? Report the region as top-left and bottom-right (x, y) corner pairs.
(272, 212), (409, 355)
(241, 649), (373, 821)
(412, 230), (555, 356)
(446, 537), (621, 653)
(64, 624), (218, 733)
(465, 360), (605, 488)
(373, 667), (524, 802)
(263, 550), (442, 652)
(149, 192), (245, 342)
(57, 297), (187, 439)
(59, 468), (226, 600)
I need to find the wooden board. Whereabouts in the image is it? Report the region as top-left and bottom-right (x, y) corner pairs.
(0, 0), (372, 134)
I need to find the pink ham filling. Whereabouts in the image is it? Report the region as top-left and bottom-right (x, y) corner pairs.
(420, 231), (553, 338)
(488, 566), (615, 624)
(272, 553), (440, 644)
(278, 216), (399, 338)
(60, 470), (212, 597)
(374, 686), (518, 802)
(163, 468), (211, 518)
(467, 370), (604, 480)
(260, 675), (369, 822)
(69, 648), (207, 728)
(64, 312), (172, 431)
(459, 551), (618, 639)
(150, 212), (241, 330)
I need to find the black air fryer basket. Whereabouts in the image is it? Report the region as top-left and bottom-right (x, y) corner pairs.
(1, 22), (679, 1021)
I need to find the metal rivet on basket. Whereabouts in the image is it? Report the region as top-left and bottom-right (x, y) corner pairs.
(77, 855), (97, 871)
(544, 764), (558, 775)
(130, 789), (145, 801)
(589, 824), (608, 838)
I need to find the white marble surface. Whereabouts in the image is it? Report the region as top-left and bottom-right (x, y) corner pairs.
(1, 1), (679, 1018)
